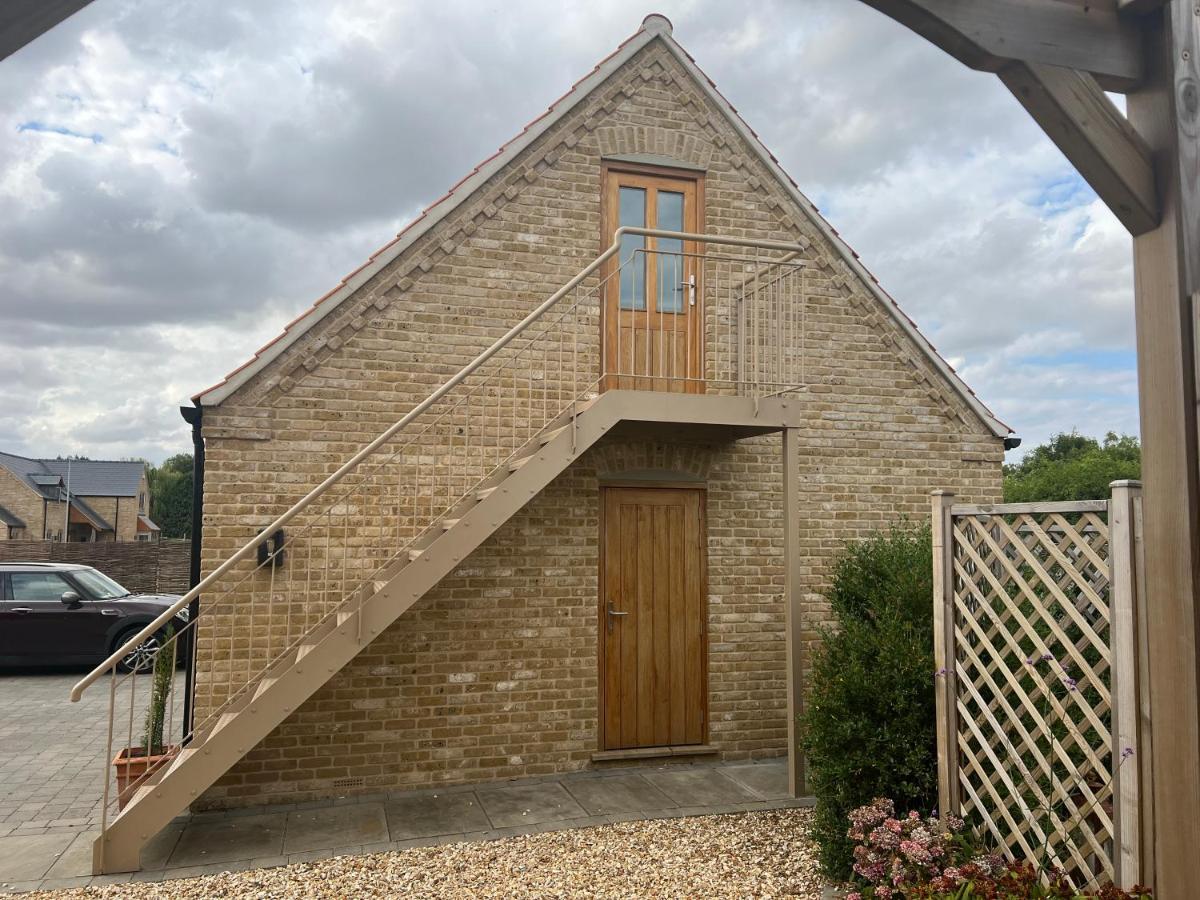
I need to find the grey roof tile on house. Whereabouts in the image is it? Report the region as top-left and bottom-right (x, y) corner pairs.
(0, 451), (145, 497)
(0, 504), (26, 528)
(40, 459), (144, 497)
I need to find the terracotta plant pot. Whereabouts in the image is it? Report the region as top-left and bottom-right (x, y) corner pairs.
(112, 746), (177, 810)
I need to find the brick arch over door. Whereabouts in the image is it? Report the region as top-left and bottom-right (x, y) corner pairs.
(594, 124), (715, 170)
(591, 440), (714, 482)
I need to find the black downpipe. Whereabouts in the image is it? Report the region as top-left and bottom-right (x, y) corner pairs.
(179, 403), (205, 743)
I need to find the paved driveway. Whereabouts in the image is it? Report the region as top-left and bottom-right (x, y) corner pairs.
(0, 670), (110, 835)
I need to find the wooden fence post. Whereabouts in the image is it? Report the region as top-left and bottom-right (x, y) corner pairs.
(931, 490), (959, 817)
(1109, 479), (1152, 888)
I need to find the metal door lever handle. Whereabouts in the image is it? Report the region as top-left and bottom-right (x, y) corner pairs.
(606, 602), (629, 633)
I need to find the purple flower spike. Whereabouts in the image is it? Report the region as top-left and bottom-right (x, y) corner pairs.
(934, 667), (948, 678)
(1062, 675), (1078, 691)
(1040, 652), (1055, 662)
(1121, 746), (1135, 760)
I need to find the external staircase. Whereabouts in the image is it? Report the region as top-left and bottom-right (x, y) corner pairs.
(70, 229), (811, 874)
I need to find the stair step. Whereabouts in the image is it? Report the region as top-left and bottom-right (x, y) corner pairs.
(131, 783), (155, 806)
(476, 486), (498, 501)
(253, 676), (278, 701)
(508, 455), (533, 473)
(337, 608), (355, 626)
(441, 519), (460, 531)
(213, 711), (239, 734)
(408, 548), (424, 562)
(539, 425), (568, 446)
(163, 747), (198, 779)
(374, 580), (388, 593)
(296, 642), (317, 663)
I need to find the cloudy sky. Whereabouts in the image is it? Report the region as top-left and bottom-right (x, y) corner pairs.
(0, 0), (1138, 464)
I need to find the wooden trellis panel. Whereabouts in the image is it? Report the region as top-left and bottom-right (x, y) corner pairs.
(931, 486), (1149, 890)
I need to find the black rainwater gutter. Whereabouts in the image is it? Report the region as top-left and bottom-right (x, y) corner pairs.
(179, 402), (204, 742)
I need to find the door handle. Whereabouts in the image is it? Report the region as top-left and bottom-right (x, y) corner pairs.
(679, 275), (696, 306)
(11, 607), (32, 614)
(606, 602), (629, 634)
(101, 609), (120, 616)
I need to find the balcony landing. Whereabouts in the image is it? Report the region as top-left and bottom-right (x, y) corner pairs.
(596, 389), (804, 442)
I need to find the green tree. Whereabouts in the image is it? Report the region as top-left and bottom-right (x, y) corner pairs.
(1003, 431), (1140, 502)
(147, 453), (193, 539)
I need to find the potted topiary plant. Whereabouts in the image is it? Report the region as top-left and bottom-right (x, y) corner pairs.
(113, 625), (178, 809)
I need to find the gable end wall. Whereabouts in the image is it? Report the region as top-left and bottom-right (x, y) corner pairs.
(197, 40), (1003, 808)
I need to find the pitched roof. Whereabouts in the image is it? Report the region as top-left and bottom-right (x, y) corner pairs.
(0, 504), (25, 528)
(0, 451), (145, 498)
(70, 496), (113, 532)
(193, 14), (1009, 439)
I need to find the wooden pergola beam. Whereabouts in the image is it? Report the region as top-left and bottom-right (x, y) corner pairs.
(861, 0), (1146, 91)
(1119, 0), (1168, 14)
(0, 0), (92, 61)
(999, 62), (1159, 235)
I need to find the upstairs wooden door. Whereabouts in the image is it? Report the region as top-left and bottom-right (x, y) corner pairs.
(600, 486), (706, 749)
(601, 164), (704, 392)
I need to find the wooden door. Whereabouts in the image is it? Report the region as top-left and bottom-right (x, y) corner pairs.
(601, 165), (704, 392)
(600, 486), (706, 749)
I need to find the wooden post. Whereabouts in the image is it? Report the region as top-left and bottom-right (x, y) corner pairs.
(1109, 479), (1147, 887)
(783, 428), (806, 797)
(930, 490), (959, 816)
(1126, 5), (1200, 894)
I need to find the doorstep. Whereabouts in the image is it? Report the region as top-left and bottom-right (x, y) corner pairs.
(590, 744), (719, 762)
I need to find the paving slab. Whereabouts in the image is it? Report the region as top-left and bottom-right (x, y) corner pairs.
(43, 831), (95, 879)
(475, 782), (587, 829)
(167, 812), (287, 868)
(385, 792), (491, 841)
(0, 831), (76, 883)
(284, 803), (388, 854)
(720, 762), (791, 800)
(561, 773), (675, 815)
(641, 767), (758, 806)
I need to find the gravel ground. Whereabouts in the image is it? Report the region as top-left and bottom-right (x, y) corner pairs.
(26, 808), (823, 899)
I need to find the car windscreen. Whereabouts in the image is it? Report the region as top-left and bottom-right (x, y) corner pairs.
(71, 568), (131, 600)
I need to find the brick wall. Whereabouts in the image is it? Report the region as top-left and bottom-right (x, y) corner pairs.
(196, 40), (1004, 809)
(0, 540), (191, 594)
(0, 468), (46, 539)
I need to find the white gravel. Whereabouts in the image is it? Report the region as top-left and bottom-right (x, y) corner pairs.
(27, 808), (823, 899)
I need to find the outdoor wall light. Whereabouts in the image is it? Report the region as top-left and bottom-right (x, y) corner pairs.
(257, 527), (286, 569)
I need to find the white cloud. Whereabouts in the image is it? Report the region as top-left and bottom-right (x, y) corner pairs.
(0, 0), (1138, 463)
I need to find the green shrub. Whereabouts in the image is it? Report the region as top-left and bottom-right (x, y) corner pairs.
(800, 523), (938, 878)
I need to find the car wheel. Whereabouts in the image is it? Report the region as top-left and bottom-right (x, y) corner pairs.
(114, 628), (162, 674)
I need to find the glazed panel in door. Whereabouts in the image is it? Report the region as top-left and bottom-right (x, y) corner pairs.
(601, 487), (705, 749)
(601, 167), (703, 392)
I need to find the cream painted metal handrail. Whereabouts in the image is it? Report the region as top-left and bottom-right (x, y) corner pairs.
(72, 229), (810, 840)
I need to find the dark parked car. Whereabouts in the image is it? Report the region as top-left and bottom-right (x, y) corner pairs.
(0, 563), (188, 672)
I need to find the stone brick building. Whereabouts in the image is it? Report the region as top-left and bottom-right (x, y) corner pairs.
(0, 452), (157, 542)
(86, 14), (1011, 871)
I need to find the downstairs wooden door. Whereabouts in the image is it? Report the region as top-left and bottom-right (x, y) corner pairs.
(600, 486), (706, 749)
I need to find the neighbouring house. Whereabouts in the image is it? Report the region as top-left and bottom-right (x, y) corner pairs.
(83, 15), (1013, 873)
(0, 452), (159, 542)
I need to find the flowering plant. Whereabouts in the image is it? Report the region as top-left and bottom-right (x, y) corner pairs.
(842, 798), (1153, 899)
(843, 798), (990, 899)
